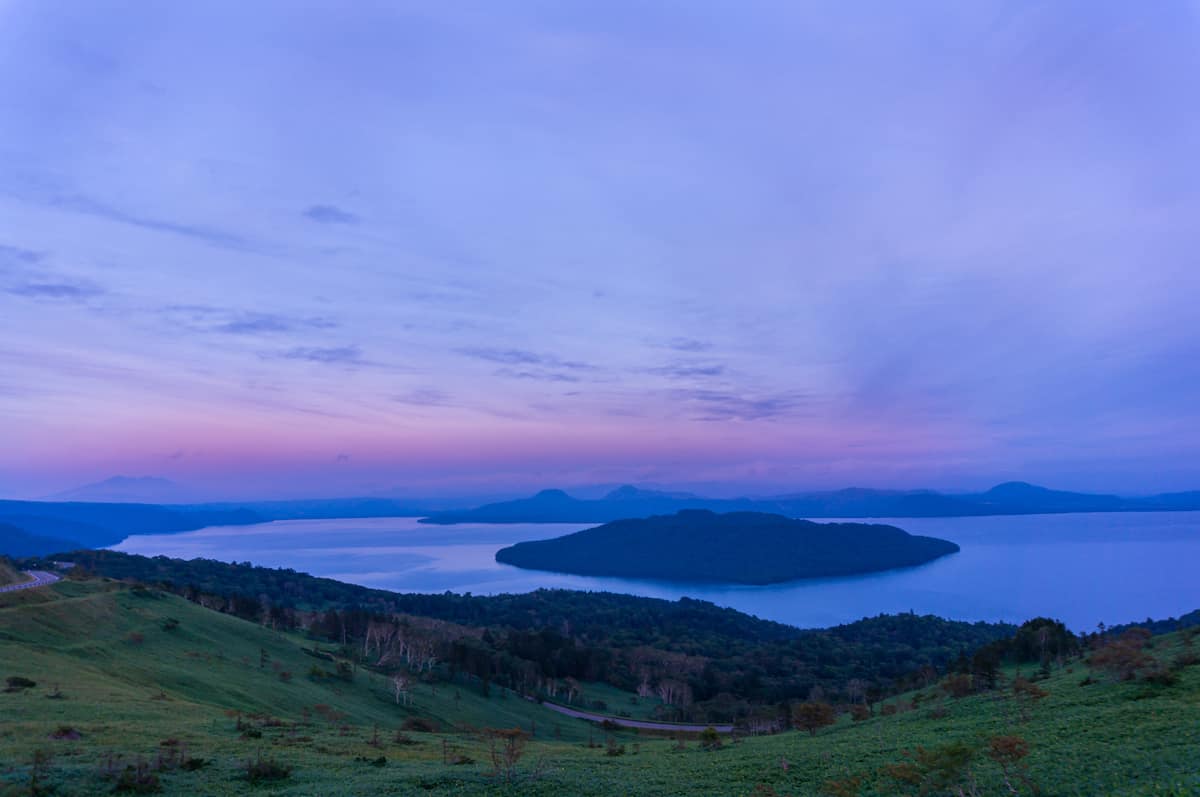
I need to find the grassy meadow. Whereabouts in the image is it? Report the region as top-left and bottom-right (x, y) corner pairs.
(1, 578), (1197, 795)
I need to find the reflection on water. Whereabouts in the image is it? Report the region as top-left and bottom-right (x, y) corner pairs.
(113, 512), (1200, 631)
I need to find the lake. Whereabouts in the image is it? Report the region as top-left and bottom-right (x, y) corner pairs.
(112, 511), (1200, 631)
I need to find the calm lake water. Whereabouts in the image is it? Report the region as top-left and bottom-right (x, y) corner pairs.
(113, 511), (1200, 632)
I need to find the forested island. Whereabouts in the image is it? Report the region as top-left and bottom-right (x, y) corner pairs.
(495, 509), (959, 584)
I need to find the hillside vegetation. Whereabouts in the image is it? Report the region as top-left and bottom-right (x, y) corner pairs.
(1, 577), (1197, 795)
(0, 556), (24, 586)
(495, 510), (959, 584)
(57, 550), (1011, 717)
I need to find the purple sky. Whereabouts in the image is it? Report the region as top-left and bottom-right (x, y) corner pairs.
(1, 2), (1198, 501)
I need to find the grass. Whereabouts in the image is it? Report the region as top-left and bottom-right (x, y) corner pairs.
(557, 680), (666, 721)
(1, 578), (1198, 795)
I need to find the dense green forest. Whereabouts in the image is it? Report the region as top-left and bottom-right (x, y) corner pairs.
(495, 510), (959, 584)
(56, 550), (1010, 722)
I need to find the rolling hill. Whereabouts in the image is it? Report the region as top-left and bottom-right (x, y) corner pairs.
(1, 571), (1196, 795)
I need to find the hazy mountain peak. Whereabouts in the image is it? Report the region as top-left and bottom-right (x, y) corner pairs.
(604, 485), (701, 501)
(985, 481), (1044, 496)
(531, 489), (574, 501)
(47, 476), (187, 504)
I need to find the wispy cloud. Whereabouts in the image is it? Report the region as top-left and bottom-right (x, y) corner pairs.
(664, 338), (713, 353)
(648, 362), (725, 379)
(393, 388), (453, 406)
(217, 313), (338, 335)
(497, 369), (580, 383)
(6, 280), (104, 300)
(668, 388), (809, 421)
(50, 194), (269, 254)
(159, 305), (338, 336)
(0, 244), (44, 268)
(456, 347), (595, 371)
(303, 204), (360, 225)
(278, 345), (366, 365)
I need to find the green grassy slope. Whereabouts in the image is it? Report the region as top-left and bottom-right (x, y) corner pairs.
(1, 580), (1198, 796)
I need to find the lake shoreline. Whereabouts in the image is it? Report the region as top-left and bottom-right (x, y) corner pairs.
(112, 511), (1200, 633)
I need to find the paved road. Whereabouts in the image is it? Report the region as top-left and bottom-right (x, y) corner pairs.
(0, 570), (61, 594)
(540, 701), (733, 733)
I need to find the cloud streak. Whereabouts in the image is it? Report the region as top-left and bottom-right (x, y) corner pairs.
(7, 281), (104, 300)
(48, 194), (271, 254)
(277, 345), (367, 365)
(303, 205), (360, 225)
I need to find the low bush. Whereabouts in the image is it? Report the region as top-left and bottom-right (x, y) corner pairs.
(244, 754), (291, 783)
(113, 760), (160, 794)
(698, 727), (723, 751)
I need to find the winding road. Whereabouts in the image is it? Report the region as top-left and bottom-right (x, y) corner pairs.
(0, 570), (61, 594)
(540, 701), (733, 733)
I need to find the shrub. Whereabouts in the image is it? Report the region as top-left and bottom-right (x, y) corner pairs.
(5, 676), (37, 691)
(160, 618), (179, 632)
(791, 702), (836, 736)
(1090, 629), (1154, 681)
(244, 754), (291, 783)
(485, 728), (528, 784)
(988, 735), (1037, 795)
(1141, 665), (1179, 687)
(820, 775), (863, 797)
(940, 673), (974, 699)
(699, 727), (723, 751)
(113, 760), (161, 794)
(606, 735), (627, 756)
(884, 742), (977, 795)
(354, 755), (387, 767)
(1012, 677), (1049, 700)
(401, 717), (437, 733)
(849, 704), (871, 722)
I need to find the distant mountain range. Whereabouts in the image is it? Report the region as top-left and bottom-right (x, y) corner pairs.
(495, 510), (960, 584)
(3, 480), (1199, 559)
(423, 482), (1200, 524)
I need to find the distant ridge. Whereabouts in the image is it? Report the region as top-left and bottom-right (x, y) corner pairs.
(0, 499), (263, 556)
(46, 475), (190, 504)
(423, 482), (1200, 525)
(495, 510), (960, 584)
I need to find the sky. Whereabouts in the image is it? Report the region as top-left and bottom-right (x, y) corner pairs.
(1, 1), (1198, 501)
